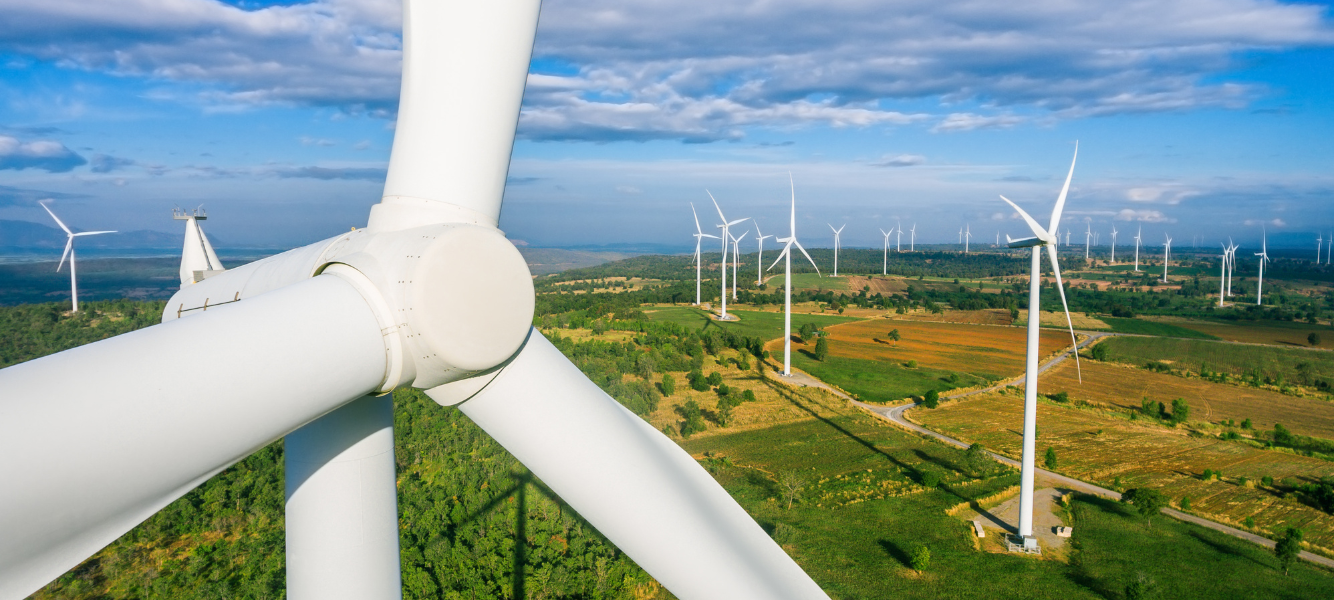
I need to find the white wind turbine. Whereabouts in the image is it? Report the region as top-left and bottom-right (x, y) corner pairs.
(1256, 228), (1270, 305)
(754, 223), (772, 285)
(690, 203), (719, 306)
(1161, 235), (1173, 283)
(998, 143), (1083, 548)
(1064, 229), (1071, 246)
(964, 224), (972, 253)
(1133, 225), (1143, 272)
(710, 193), (748, 320)
(0, 2), (828, 599)
(879, 227), (893, 274)
(769, 177), (821, 377)
(958, 226), (963, 247)
(1110, 226), (1118, 264)
(1226, 238), (1237, 297)
(1317, 233), (1323, 263)
(1218, 243), (1228, 307)
(909, 223), (916, 251)
(1084, 224), (1092, 260)
(39, 201), (116, 313)
(895, 218), (903, 251)
(730, 229), (749, 300)
(174, 206), (225, 286)
(828, 223), (845, 276)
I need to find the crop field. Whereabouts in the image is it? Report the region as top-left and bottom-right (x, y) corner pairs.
(813, 318), (1069, 381)
(1037, 358), (1334, 440)
(642, 307), (858, 342)
(1097, 317), (1218, 338)
(763, 272), (849, 291)
(843, 275), (910, 295)
(913, 390), (1334, 552)
(674, 381), (1334, 598)
(1151, 317), (1334, 346)
(1096, 335), (1334, 385)
(895, 308), (1013, 325)
(1014, 310), (1110, 330)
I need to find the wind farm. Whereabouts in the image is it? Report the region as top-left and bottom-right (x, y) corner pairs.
(2, 1), (1333, 600)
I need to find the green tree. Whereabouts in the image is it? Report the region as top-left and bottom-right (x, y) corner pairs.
(813, 336), (829, 361)
(798, 322), (816, 341)
(922, 389), (940, 409)
(1122, 488), (1169, 528)
(1242, 418), (1253, 430)
(680, 400), (707, 437)
(1044, 447), (1058, 470)
(1179, 496), (1191, 511)
(1141, 398), (1157, 418)
(1275, 527), (1304, 576)
(910, 545), (931, 572)
(1274, 423), (1294, 446)
(778, 471), (806, 510)
(1310, 332), (1322, 346)
(660, 373), (675, 397)
(1171, 398), (1190, 424)
(887, 328), (901, 346)
(965, 443), (993, 477)
(706, 371), (724, 387)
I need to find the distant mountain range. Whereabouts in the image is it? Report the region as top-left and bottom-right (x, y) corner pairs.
(0, 219), (187, 250)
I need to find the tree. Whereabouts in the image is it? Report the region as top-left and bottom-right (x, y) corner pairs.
(1274, 423), (1294, 446)
(813, 336), (829, 361)
(887, 328), (901, 346)
(798, 322), (816, 341)
(754, 356), (767, 379)
(1122, 488), (1169, 528)
(1171, 398), (1190, 424)
(660, 373), (675, 397)
(1310, 332), (1323, 347)
(679, 400), (707, 437)
(706, 371), (724, 387)
(1275, 527), (1304, 576)
(922, 389), (940, 409)
(965, 443), (993, 476)
(778, 471), (806, 510)
(1044, 447), (1058, 470)
(1141, 398), (1157, 418)
(910, 545), (931, 572)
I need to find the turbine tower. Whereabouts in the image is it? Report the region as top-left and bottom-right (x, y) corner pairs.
(769, 176), (820, 377)
(0, 3), (829, 599)
(1218, 243), (1228, 307)
(754, 223), (772, 285)
(879, 228), (892, 275)
(710, 193), (748, 320)
(828, 224), (845, 276)
(1110, 226), (1118, 264)
(1084, 224), (1092, 260)
(895, 219), (903, 251)
(690, 203), (720, 306)
(174, 206), (225, 286)
(998, 143), (1083, 550)
(1133, 225), (1142, 272)
(730, 229), (748, 300)
(1161, 235), (1173, 283)
(39, 201), (116, 313)
(964, 224), (972, 254)
(910, 223), (916, 251)
(1256, 229), (1270, 305)
(1318, 233), (1323, 264)
(1226, 238), (1237, 297)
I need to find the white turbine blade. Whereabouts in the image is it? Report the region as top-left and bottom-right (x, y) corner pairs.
(698, 233), (720, 240)
(71, 230), (117, 237)
(734, 231), (749, 243)
(39, 202), (72, 235)
(1045, 244), (1082, 384)
(379, 0), (541, 226)
(767, 241), (793, 271)
(0, 275), (389, 599)
(1007, 235), (1043, 248)
(56, 238), (72, 273)
(1000, 195), (1049, 241)
(708, 190), (727, 223)
(1047, 142), (1078, 235)
(458, 332), (828, 599)
(792, 239), (821, 275)
(691, 202), (703, 234)
(727, 217), (749, 228)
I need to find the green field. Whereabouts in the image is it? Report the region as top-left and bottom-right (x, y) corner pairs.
(763, 272), (849, 291)
(680, 384), (1334, 598)
(789, 352), (987, 404)
(1099, 317), (1219, 339)
(643, 306), (858, 341)
(1098, 335), (1334, 382)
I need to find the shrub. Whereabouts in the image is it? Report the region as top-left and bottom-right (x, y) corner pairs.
(1179, 496), (1192, 511)
(679, 400), (707, 437)
(910, 545), (931, 572)
(688, 369), (709, 392)
(1170, 398), (1190, 424)
(1044, 447), (1058, 469)
(706, 371), (724, 387)
(1262, 475), (1274, 487)
(814, 336), (829, 361)
(1241, 418), (1253, 430)
(660, 373), (675, 397)
(742, 389), (757, 403)
(1049, 391), (1069, 404)
(1122, 488), (1169, 528)
(921, 471), (940, 488)
(922, 390), (940, 409)
(715, 383), (730, 397)
(1310, 332), (1323, 347)
(905, 360), (917, 368)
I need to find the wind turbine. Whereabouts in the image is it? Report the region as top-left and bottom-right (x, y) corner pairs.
(39, 201), (116, 313)
(710, 193), (748, 319)
(879, 228), (892, 275)
(690, 203), (719, 306)
(1133, 225), (1142, 272)
(754, 224), (772, 285)
(909, 223), (916, 251)
(1110, 226), (1118, 264)
(958, 226), (963, 247)
(1256, 228), (1270, 305)
(964, 224), (972, 254)
(829, 224), (845, 276)
(895, 219), (903, 252)
(1084, 224), (1092, 261)
(1226, 238), (1237, 297)
(1161, 235), (1173, 283)
(0, 2), (828, 599)
(730, 229), (749, 300)
(1064, 229), (1071, 246)
(1318, 233), (1323, 264)
(174, 206), (225, 286)
(1218, 243), (1228, 307)
(997, 143), (1083, 549)
(769, 176), (820, 377)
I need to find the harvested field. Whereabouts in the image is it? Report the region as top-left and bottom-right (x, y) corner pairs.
(1097, 335), (1334, 386)
(813, 318), (1070, 381)
(1150, 317), (1334, 347)
(1038, 358), (1334, 440)
(843, 275), (910, 295)
(914, 390), (1334, 553)
(1014, 310), (1110, 330)
(893, 308), (1013, 325)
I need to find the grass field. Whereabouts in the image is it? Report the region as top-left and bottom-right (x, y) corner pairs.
(673, 380), (1334, 598)
(1096, 335), (1334, 386)
(642, 306), (859, 341)
(1099, 317), (1219, 339)
(1155, 317), (1334, 346)
(764, 273), (849, 291)
(914, 390), (1334, 553)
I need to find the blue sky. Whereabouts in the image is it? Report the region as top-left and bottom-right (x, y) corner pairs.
(1, 0), (1332, 251)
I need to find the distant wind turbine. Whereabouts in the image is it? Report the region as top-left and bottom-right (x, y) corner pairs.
(1161, 235), (1173, 283)
(1226, 238), (1237, 297)
(1218, 243), (1228, 308)
(1318, 233), (1324, 264)
(708, 193), (747, 319)
(689, 203), (719, 306)
(1110, 226), (1118, 264)
(768, 176), (821, 377)
(40, 201), (116, 313)
(1256, 228), (1270, 305)
(1133, 226), (1142, 272)
(729, 230), (748, 300)
(895, 219), (903, 252)
(828, 224), (845, 276)
(997, 142), (1082, 548)
(754, 224), (772, 285)
(879, 228), (892, 275)
(964, 224), (972, 254)
(909, 224), (916, 251)
(1084, 224), (1092, 261)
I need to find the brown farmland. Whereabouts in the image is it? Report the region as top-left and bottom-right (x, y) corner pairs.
(913, 391), (1334, 553)
(1039, 358), (1334, 440)
(815, 319), (1069, 380)
(894, 308), (1013, 325)
(1149, 317), (1332, 347)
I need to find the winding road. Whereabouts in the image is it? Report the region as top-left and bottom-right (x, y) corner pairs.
(785, 329), (1334, 569)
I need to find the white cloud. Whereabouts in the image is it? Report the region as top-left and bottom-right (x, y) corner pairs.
(1244, 218), (1286, 227)
(299, 136), (337, 147)
(875, 154), (926, 167)
(932, 113), (1025, 133)
(0, 135), (86, 172)
(615, 185), (642, 194)
(1125, 186), (1199, 204)
(1115, 209), (1176, 223)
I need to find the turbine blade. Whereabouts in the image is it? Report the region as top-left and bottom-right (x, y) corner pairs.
(708, 190), (726, 222)
(728, 218), (749, 227)
(1047, 142), (1078, 235)
(458, 332), (827, 599)
(39, 202), (72, 235)
(1045, 244), (1082, 384)
(792, 239), (821, 275)
(767, 242), (793, 271)
(691, 203), (702, 234)
(0, 275), (389, 599)
(71, 230), (117, 237)
(57, 238), (72, 272)
(1000, 196), (1049, 241)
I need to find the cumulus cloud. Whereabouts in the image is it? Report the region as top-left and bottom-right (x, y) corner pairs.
(0, 135), (86, 172)
(1244, 218), (1286, 227)
(875, 154), (926, 167)
(1115, 209), (1176, 223)
(299, 136), (338, 147)
(1, 0), (1331, 141)
(615, 185), (642, 194)
(1125, 186), (1199, 204)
